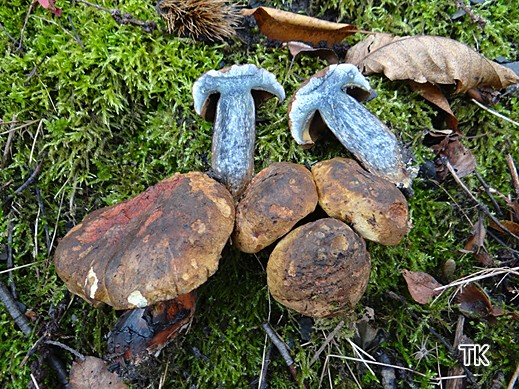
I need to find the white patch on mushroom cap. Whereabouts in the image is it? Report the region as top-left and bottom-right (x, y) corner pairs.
(85, 267), (98, 300)
(127, 290), (148, 308)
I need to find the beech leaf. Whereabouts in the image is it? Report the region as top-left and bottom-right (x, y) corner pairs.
(69, 356), (128, 389)
(432, 133), (476, 180)
(346, 34), (519, 93)
(241, 7), (358, 45)
(285, 41), (339, 65)
(402, 270), (443, 304)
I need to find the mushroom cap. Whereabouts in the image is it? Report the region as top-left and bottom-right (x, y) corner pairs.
(267, 218), (371, 318)
(233, 162), (318, 253)
(192, 64), (285, 122)
(312, 157), (410, 246)
(54, 172), (235, 310)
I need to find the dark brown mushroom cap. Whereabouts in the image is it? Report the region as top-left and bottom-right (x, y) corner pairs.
(233, 162), (318, 253)
(312, 157), (410, 246)
(267, 218), (371, 318)
(54, 172), (235, 310)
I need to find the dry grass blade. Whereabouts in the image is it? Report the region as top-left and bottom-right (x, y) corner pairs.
(434, 266), (519, 291)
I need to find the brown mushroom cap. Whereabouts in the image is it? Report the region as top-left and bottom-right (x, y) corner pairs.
(233, 162), (318, 253)
(267, 218), (371, 318)
(54, 172), (235, 310)
(312, 157), (410, 246)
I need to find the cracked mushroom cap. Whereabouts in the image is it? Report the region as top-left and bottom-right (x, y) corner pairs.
(54, 172), (235, 310)
(267, 218), (371, 318)
(312, 157), (410, 246)
(233, 162), (318, 253)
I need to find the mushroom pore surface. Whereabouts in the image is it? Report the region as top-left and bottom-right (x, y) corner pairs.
(233, 162), (318, 253)
(267, 218), (371, 318)
(54, 172), (235, 310)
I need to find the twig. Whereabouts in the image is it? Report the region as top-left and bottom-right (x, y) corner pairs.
(45, 340), (86, 361)
(24, 57), (46, 86)
(34, 183), (52, 254)
(506, 155), (519, 198)
(6, 222), (17, 299)
(1, 114), (17, 168)
(310, 320), (344, 366)
(0, 21), (19, 44)
(454, 0), (487, 28)
(475, 172), (503, 217)
(262, 321), (307, 389)
(0, 280), (32, 336)
(67, 15), (85, 48)
(471, 98), (519, 127)
(444, 159), (519, 241)
(2, 151), (48, 207)
(75, 0), (157, 32)
(16, 0), (37, 53)
(507, 362), (519, 389)
(258, 343), (272, 389)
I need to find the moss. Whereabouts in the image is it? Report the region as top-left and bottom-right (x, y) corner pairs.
(1, 0), (518, 387)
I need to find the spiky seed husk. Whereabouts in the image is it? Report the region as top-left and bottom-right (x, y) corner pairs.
(157, 0), (239, 41)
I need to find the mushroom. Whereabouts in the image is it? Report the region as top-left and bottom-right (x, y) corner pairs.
(54, 171), (235, 310)
(312, 157), (410, 246)
(288, 64), (413, 187)
(192, 64), (285, 198)
(233, 162), (318, 253)
(267, 218), (371, 318)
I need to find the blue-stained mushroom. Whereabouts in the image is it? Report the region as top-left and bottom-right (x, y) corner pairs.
(288, 64), (414, 187)
(193, 64), (285, 198)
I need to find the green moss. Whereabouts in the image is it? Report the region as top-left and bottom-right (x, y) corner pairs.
(1, 0), (518, 387)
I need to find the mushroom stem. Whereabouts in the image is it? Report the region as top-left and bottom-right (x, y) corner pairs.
(212, 90), (256, 197)
(318, 92), (406, 185)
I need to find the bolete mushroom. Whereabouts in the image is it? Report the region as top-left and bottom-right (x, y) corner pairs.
(233, 162), (318, 253)
(312, 157), (410, 246)
(54, 171), (235, 310)
(288, 64), (413, 187)
(192, 64), (285, 198)
(267, 218), (371, 318)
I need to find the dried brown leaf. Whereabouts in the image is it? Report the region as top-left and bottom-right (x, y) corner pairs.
(455, 284), (503, 319)
(409, 81), (458, 131)
(433, 134), (476, 180)
(488, 219), (519, 235)
(346, 34), (519, 93)
(464, 218), (486, 253)
(69, 356), (128, 389)
(402, 270), (443, 304)
(241, 7), (358, 45)
(285, 41), (339, 64)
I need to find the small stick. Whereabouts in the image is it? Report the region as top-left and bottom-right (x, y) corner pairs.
(471, 98), (519, 127)
(75, 0), (157, 32)
(262, 321), (307, 389)
(34, 183), (52, 254)
(475, 172), (503, 217)
(6, 222), (17, 299)
(507, 362), (519, 389)
(0, 21), (19, 44)
(444, 159), (519, 241)
(1, 115), (17, 168)
(454, 0), (487, 27)
(505, 155), (519, 198)
(24, 57), (46, 86)
(258, 343), (272, 389)
(0, 280), (32, 336)
(67, 15), (85, 48)
(310, 320), (344, 366)
(45, 340), (86, 361)
(16, 0), (37, 53)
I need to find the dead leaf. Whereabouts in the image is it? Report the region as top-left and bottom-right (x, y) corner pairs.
(432, 133), (476, 180)
(346, 34), (519, 94)
(402, 270), (443, 304)
(241, 7), (358, 45)
(488, 219), (519, 235)
(455, 284), (504, 319)
(37, 0), (62, 16)
(69, 356), (128, 389)
(409, 81), (458, 131)
(285, 41), (339, 65)
(462, 218), (493, 266)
